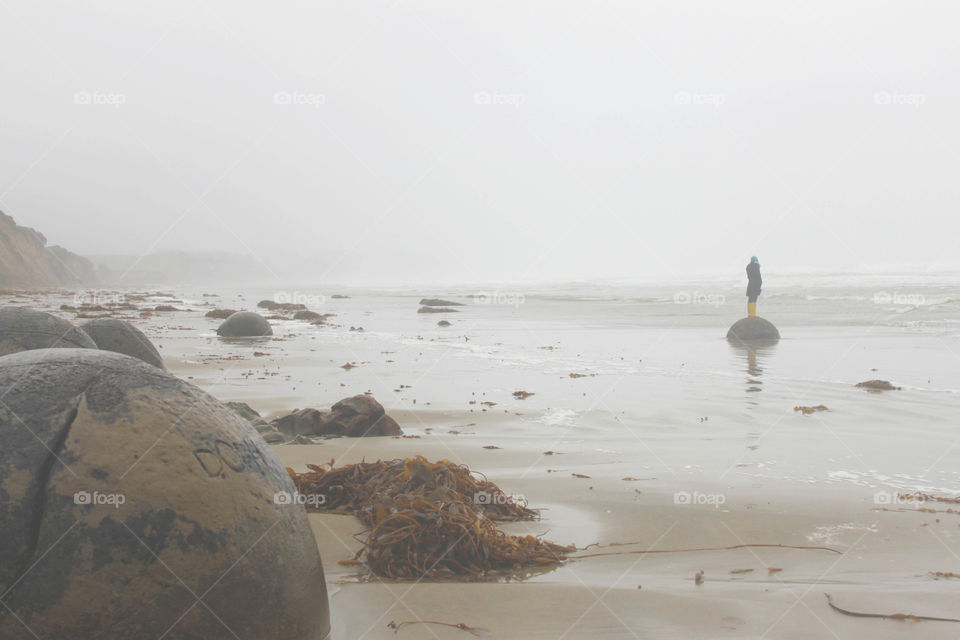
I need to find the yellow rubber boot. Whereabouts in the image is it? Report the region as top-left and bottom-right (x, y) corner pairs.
(747, 302), (758, 317)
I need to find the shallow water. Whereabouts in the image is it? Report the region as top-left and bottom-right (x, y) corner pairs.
(123, 274), (956, 501)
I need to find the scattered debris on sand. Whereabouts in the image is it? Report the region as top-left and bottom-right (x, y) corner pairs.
(512, 390), (534, 400)
(388, 620), (486, 636)
(794, 404), (828, 415)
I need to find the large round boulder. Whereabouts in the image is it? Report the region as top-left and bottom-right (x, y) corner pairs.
(0, 349), (329, 639)
(216, 311), (273, 337)
(0, 306), (97, 357)
(79, 317), (165, 369)
(726, 316), (781, 343)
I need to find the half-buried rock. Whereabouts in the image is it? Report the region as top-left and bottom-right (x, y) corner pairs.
(0, 306), (97, 357)
(726, 316), (780, 343)
(275, 394), (403, 438)
(79, 317), (165, 369)
(216, 310), (273, 337)
(0, 349), (329, 640)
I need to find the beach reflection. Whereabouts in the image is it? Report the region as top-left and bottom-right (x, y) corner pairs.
(728, 340), (778, 403)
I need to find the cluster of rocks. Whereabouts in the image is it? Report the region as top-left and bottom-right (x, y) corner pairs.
(274, 395), (403, 438)
(0, 306), (166, 370)
(417, 296), (464, 315)
(225, 395), (403, 444)
(207, 305), (331, 337)
(257, 299), (307, 312)
(0, 306), (331, 638)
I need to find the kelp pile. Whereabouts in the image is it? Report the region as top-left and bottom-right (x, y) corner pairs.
(288, 456), (573, 580)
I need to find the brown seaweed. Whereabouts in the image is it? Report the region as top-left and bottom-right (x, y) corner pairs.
(288, 456), (572, 580)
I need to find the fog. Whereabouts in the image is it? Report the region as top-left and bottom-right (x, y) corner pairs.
(1, 1), (958, 284)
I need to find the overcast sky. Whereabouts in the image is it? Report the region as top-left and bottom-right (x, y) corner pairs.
(0, 1), (957, 284)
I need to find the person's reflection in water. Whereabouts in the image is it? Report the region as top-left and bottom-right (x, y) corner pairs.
(746, 348), (762, 393)
(728, 340), (777, 408)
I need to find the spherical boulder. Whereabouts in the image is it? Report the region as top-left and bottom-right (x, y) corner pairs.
(79, 317), (165, 369)
(726, 316), (781, 343)
(0, 306), (97, 357)
(0, 349), (329, 640)
(216, 311), (273, 337)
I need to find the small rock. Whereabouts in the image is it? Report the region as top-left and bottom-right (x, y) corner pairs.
(855, 379), (901, 392)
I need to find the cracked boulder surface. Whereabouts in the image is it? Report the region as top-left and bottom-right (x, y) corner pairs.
(79, 317), (165, 369)
(0, 306), (97, 357)
(0, 348), (330, 640)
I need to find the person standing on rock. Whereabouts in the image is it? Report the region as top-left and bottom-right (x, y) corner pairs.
(746, 256), (762, 317)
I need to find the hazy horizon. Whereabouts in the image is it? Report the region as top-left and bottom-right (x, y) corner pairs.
(2, 1), (958, 284)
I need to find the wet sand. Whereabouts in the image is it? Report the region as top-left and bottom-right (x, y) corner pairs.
(283, 434), (960, 639)
(8, 286), (960, 639)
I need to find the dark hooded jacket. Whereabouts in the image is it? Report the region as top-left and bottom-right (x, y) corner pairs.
(746, 261), (762, 297)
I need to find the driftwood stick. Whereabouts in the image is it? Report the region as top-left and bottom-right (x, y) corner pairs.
(825, 593), (960, 623)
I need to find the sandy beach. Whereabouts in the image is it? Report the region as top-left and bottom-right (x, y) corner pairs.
(5, 280), (959, 639)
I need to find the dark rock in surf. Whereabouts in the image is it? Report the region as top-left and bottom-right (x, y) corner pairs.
(257, 300), (306, 313)
(216, 311), (273, 337)
(204, 308), (237, 319)
(79, 317), (165, 369)
(419, 298), (463, 307)
(0, 349), (329, 640)
(437, 320), (451, 327)
(726, 317), (780, 343)
(293, 309), (327, 323)
(0, 306), (97, 357)
(418, 306), (459, 314)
